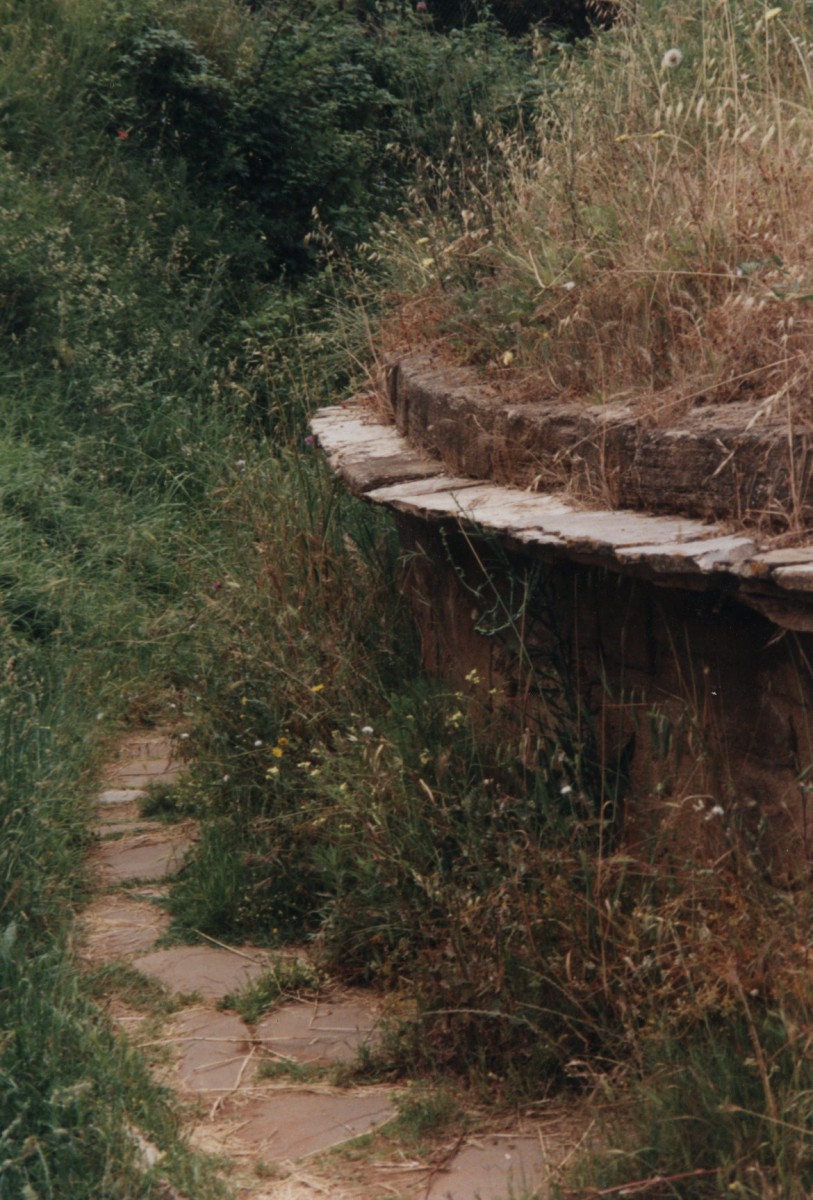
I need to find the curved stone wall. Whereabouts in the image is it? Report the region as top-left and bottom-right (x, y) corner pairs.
(312, 357), (813, 876)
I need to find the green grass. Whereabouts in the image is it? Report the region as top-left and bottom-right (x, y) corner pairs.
(218, 957), (320, 1024)
(0, 3), (545, 1194)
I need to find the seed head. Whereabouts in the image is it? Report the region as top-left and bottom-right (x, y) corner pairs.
(661, 47), (683, 69)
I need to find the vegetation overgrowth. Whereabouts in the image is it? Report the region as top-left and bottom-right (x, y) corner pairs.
(2, 0), (813, 1198)
(380, 0), (813, 441)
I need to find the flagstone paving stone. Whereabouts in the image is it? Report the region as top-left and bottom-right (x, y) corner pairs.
(423, 1133), (557, 1200)
(254, 997), (381, 1066)
(133, 944), (270, 999)
(193, 1089), (397, 1162)
(97, 787), (149, 807)
(94, 830), (194, 883)
(104, 759), (184, 789)
(167, 1008), (255, 1093)
(95, 819), (165, 838)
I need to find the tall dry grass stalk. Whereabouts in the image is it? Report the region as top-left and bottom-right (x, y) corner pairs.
(391, 0), (813, 428)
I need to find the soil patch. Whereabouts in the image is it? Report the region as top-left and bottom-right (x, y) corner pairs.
(79, 893), (170, 959)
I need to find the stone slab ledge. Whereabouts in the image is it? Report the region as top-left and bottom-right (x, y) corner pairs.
(387, 351), (813, 528)
(311, 402), (813, 633)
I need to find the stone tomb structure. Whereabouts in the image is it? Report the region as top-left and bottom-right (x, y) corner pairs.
(312, 352), (813, 876)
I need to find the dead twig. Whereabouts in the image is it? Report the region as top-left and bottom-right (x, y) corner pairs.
(190, 928), (267, 964)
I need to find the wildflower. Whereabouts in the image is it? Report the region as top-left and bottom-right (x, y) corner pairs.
(361, 725), (374, 735)
(116, 129), (130, 140)
(254, 739), (263, 747)
(416, 1), (428, 10)
(271, 746), (283, 759)
(310, 683), (325, 693)
(501, 350), (515, 367)
(562, 280), (576, 291)
(560, 785), (573, 796)
(304, 435), (315, 447)
(211, 580), (222, 591)
(277, 736), (289, 747)
(661, 47), (683, 69)
(266, 766), (280, 778)
(222, 775), (230, 783)
(179, 732), (190, 741)
(465, 668), (481, 684)
(234, 459), (246, 470)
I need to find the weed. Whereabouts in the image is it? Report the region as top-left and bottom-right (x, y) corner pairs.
(139, 775), (208, 822)
(255, 1059), (326, 1085)
(218, 957), (319, 1024)
(83, 961), (178, 1017)
(390, 1084), (464, 1148)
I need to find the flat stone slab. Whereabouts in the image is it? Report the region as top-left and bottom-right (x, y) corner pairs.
(198, 1088), (395, 1161)
(424, 1134), (555, 1200)
(104, 757), (183, 790)
(97, 788), (148, 807)
(310, 409), (448, 493)
(133, 945), (270, 999)
(109, 733), (176, 761)
(94, 832), (193, 883)
(773, 563), (813, 592)
(79, 894), (170, 960)
(614, 532), (757, 573)
(95, 820), (165, 838)
(168, 1008), (254, 1093)
(254, 996), (381, 1066)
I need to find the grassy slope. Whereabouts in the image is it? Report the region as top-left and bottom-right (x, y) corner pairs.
(0, 1), (538, 1195)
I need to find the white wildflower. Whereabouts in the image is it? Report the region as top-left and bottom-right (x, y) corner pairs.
(661, 47), (683, 69)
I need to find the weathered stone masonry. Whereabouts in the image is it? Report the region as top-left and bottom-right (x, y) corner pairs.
(313, 354), (813, 875)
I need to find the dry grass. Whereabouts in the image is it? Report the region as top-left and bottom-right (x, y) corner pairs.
(379, 0), (813, 430)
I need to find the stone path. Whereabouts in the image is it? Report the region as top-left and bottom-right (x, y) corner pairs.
(79, 731), (593, 1200)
